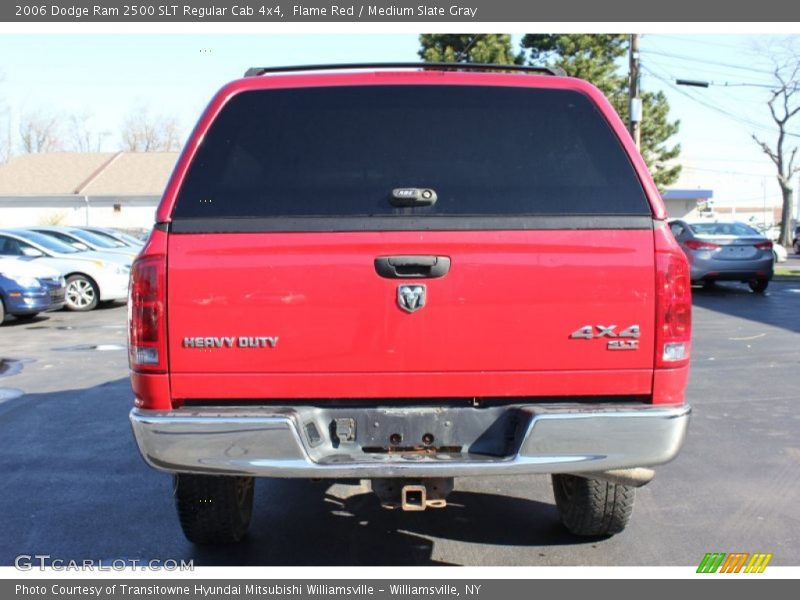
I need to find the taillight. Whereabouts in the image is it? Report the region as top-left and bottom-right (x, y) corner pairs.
(128, 254), (166, 373)
(684, 239), (720, 251)
(655, 227), (692, 368)
(754, 241), (773, 250)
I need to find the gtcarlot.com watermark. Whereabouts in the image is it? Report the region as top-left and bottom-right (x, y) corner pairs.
(15, 554), (194, 571)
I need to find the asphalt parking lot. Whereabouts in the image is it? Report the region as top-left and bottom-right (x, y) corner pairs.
(1, 280), (799, 566)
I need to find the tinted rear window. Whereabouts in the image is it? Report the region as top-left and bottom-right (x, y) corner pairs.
(689, 222), (761, 237)
(173, 85), (650, 220)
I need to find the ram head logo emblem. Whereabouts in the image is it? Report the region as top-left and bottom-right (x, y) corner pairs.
(397, 284), (426, 313)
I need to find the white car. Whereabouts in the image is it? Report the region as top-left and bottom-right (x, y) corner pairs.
(26, 226), (140, 261)
(0, 229), (130, 311)
(773, 243), (787, 263)
(79, 226), (145, 249)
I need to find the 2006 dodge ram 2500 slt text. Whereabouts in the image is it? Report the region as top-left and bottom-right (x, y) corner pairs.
(128, 63), (692, 544)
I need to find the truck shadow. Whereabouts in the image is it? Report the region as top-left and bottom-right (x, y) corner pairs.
(190, 481), (591, 566)
(1, 314), (51, 327)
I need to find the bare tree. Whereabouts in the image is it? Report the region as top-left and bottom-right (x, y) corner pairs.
(752, 41), (800, 246)
(120, 107), (181, 152)
(0, 111), (8, 163)
(19, 110), (63, 153)
(67, 113), (109, 152)
(0, 71), (11, 163)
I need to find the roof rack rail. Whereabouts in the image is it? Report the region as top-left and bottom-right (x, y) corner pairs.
(244, 62), (566, 78)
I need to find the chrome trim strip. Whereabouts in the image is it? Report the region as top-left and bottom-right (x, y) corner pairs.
(170, 215), (655, 234)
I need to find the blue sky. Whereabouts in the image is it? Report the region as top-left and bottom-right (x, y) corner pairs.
(0, 33), (797, 215)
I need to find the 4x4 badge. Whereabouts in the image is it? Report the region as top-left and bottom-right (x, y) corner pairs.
(570, 324), (640, 351)
(398, 284), (426, 313)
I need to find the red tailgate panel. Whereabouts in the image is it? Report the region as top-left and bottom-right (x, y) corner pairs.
(167, 229), (655, 399)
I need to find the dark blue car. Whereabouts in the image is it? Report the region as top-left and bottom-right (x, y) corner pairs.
(0, 258), (66, 324)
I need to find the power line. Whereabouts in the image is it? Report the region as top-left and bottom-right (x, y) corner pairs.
(642, 64), (800, 138)
(713, 198), (783, 206)
(640, 49), (775, 76)
(655, 66), (774, 88)
(670, 78), (798, 91)
(683, 155), (778, 163)
(643, 66), (769, 131)
(455, 34), (480, 62)
(650, 35), (761, 52)
(643, 57), (776, 102)
(708, 81), (794, 90)
(682, 165), (775, 177)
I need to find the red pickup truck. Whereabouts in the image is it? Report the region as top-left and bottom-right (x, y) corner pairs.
(129, 63), (691, 545)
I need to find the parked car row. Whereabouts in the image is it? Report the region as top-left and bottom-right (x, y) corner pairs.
(1, 218), (787, 322)
(0, 226), (144, 322)
(27, 226), (140, 261)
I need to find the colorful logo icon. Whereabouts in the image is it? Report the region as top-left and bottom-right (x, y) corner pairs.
(697, 552), (773, 573)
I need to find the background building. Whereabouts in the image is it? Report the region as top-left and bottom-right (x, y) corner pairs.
(0, 152), (177, 230)
(661, 188), (714, 220)
(0, 155), (785, 234)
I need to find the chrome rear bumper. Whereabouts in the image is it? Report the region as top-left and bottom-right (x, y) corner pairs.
(129, 403), (691, 478)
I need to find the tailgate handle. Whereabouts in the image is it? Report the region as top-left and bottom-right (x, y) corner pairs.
(374, 256), (451, 279)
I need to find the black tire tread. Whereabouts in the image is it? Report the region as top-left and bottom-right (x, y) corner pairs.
(552, 474), (635, 536)
(174, 474), (254, 545)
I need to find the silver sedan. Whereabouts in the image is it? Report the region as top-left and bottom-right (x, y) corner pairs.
(669, 220), (774, 293)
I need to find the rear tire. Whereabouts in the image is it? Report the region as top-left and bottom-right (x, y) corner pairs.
(174, 474), (254, 545)
(0, 298), (5, 324)
(552, 474), (635, 536)
(748, 279), (769, 293)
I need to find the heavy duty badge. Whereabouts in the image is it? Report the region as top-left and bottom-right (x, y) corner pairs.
(182, 336), (279, 348)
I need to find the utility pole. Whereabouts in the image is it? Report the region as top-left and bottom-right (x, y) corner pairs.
(629, 34), (642, 150)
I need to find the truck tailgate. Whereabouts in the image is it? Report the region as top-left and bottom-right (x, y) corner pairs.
(167, 229), (654, 398)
